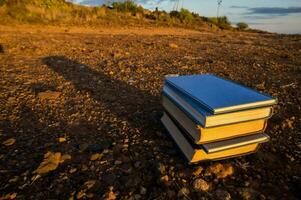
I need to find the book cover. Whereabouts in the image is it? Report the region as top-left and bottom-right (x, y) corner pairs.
(163, 110), (269, 152)
(162, 93), (268, 144)
(161, 112), (264, 163)
(162, 85), (272, 127)
(165, 74), (277, 114)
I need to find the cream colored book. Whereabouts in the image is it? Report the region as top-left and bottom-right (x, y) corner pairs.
(163, 95), (268, 144)
(161, 112), (269, 163)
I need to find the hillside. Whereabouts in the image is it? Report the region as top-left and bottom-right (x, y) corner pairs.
(0, 0), (232, 30)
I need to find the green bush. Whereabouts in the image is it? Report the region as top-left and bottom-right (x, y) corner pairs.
(208, 16), (231, 29)
(237, 22), (248, 30)
(170, 8), (194, 24)
(112, 1), (142, 14)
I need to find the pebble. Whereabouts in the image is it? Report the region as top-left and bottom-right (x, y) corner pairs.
(215, 189), (231, 200)
(140, 187), (147, 195)
(177, 187), (190, 198)
(37, 91), (61, 100)
(158, 163), (166, 174)
(169, 43), (178, 48)
(205, 163), (234, 179)
(192, 178), (210, 192)
(238, 188), (259, 200)
(114, 160), (122, 165)
(160, 175), (169, 184)
(193, 166), (203, 176)
(90, 153), (103, 161)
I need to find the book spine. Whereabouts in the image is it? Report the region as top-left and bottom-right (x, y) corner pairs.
(162, 90), (206, 126)
(164, 80), (215, 114)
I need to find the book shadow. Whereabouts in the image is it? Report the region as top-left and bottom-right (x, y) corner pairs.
(42, 56), (161, 130)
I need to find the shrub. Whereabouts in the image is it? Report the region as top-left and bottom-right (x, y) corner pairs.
(208, 16), (231, 29)
(112, 1), (142, 14)
(179, 8), (193, 23)
(170, 8), (194, 24)
(237, 22), (248, 30)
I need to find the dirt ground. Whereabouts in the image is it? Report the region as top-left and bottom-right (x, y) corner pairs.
(0, 25), (300, 200)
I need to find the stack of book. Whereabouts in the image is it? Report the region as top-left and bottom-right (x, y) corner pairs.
(161, 74), (277, 164)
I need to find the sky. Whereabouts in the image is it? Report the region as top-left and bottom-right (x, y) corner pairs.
(75, 0), (301, 34)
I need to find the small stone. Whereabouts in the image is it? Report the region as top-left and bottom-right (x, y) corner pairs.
(102, 186), (116, 200)
(114, 160), (122, 165)
(160, 175), (169, 183)
(205, 163), (234, 179)
(58, 137), (67, 143)
(90, 153), (103, 161)
(9, 176), (18, 183)
(69, 168), (77, 173)
(37, 91), (61, 100)
(215, 189), (231, 200)
(238, 188), (259, 200)
(178, 187), (190, 198)
(169, 43), (178, 48)
(1, 192), (17, 199)
(3, 138), (16, 146)
(76, 191), (85, 199)
(255, 82), (265, 90)
(193, 178), (210, 192)
(193, 166), (203, 176)
(60, 154), (71, 163)
(83, 180), (96, 190)
(140, 187), (147, 195)
(158, 163), (166, 174)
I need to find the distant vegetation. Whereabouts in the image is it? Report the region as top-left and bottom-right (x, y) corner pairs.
(237, 22), (249, 30)
(0, 0), (238, 31)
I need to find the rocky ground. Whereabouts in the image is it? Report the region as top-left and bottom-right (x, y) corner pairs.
(0, 26), (300, 200)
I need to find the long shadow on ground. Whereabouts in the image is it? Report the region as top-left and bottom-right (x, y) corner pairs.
(41, 56), (175, 197)
(42, 56), (161, 130)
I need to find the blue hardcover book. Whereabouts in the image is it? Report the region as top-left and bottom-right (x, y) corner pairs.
(165, 74), (277, 114)
(162, 83), (274, 128)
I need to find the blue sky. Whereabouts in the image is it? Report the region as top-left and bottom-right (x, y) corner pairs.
(75, 0), (301, 34)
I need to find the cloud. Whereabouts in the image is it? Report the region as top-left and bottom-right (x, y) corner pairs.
(248, 7), (301, 16)
(242, 15), (279, 20)
(230, 6), (248, 9)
